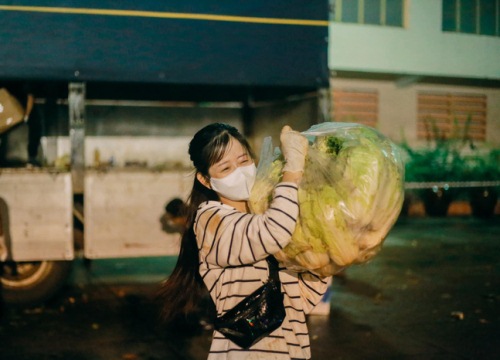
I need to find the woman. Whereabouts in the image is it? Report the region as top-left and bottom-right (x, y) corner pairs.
(160, 123), (329, 359)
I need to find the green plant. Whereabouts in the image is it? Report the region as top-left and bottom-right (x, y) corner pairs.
(401, 117), (499, 217)
(401, 117), (472, 183)
(462, 149), (500, 218)
(400, 117), (473, 217)
(461, 149), (500, 182)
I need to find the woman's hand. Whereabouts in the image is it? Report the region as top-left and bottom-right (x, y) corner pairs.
(280, 125), (308, 184)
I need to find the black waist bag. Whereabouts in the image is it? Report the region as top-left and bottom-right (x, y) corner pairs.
(213, 256), (286, 349)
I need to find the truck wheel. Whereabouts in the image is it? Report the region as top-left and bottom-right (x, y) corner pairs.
(1, 260), (72, 306)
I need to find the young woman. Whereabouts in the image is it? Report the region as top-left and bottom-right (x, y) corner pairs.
(160, 123), (329, 359)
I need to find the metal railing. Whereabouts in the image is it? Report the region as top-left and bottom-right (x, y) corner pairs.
(404, 181), (500, 190)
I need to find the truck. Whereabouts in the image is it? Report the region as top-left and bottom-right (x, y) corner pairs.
(0, 0), (330, 305)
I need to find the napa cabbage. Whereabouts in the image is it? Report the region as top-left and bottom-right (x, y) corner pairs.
(249, 122), (404, 276)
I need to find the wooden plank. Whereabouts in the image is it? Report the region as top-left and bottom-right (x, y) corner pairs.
(448, 106), (487, 112)
(334, 99), (377, 107)
(333, 95), (377, 101)
(335, 110), (378, 115)
(334, 106), (378, 113)
(417, 132), (485, 141)
(419, 93), (485, 100)
(418, 104), (452, 110)
(333, 89), (377, 96)
(334, 96), (377, 103)
(418, 115), (486, 122)
(0, 171), (73, 261)
(417, 123), (486, 131)
(85, 170), (192, 258)
(450, 95), (487, 103)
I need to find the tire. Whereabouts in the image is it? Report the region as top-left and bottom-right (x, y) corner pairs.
(1, 260), (72, 306)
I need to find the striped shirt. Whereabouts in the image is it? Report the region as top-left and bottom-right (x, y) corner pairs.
(194, 183), (329, 359)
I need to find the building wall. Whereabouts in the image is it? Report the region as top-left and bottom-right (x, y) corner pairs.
(331, 78), (500, 147)
(329, 0), (500, 79)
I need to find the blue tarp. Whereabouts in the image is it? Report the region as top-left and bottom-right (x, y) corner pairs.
(0, 1), (329, 91)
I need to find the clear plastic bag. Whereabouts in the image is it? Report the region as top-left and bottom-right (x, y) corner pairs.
(249, 122), (405, 276)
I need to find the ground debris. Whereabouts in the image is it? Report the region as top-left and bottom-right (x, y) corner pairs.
(450, 311), (464, 320)
(122, 353), (139, 360)
(23, 307), (44, 315)
(483, 293), (498, 302)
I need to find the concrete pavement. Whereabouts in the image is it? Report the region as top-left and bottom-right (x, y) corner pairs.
(1, 216), (499, 359)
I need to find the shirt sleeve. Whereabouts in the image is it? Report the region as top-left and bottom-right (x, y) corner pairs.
(195, 182), (299, 267)
(297, 272), (331, 314)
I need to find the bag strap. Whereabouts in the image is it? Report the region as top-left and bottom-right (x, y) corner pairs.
(212, 257), (282, 313)
(266, 256), (280, 283)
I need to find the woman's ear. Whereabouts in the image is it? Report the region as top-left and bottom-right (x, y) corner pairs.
(196, 172), (211, 189)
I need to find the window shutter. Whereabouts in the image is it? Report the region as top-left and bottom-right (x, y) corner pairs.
(417, 92), (487, 141)
(332, 89), (378, 127)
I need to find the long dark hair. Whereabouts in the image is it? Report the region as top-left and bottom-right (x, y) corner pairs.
(158, 123), (254, 322)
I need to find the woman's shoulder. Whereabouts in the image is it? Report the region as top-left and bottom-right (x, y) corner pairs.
(195, 200), (237, 218)
(197, 200), (233, 211)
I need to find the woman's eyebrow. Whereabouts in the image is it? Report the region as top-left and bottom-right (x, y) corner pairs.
(216, 160), (229, 168)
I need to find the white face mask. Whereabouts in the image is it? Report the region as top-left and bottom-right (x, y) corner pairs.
(210, 163), (257, 201)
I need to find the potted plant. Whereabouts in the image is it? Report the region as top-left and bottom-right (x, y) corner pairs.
(402, 146), (460, 217)
(401, 119), (470, 217)
(462, 149), (500, 218)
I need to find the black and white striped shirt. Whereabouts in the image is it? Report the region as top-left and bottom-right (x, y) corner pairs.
(195, 183), (329, 359)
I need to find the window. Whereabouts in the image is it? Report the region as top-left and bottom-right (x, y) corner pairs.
(333, 0), (405, 27)
(417, 92), (487, 141)
(442, 0), (458, 31)
(341, 0), (359, 22)
(460, 0), (477, 33)
(386, 0), (404, 26)
(442, 0), (500, 36)
(332, 88), (378, 127)
(364, 0), (381, 24)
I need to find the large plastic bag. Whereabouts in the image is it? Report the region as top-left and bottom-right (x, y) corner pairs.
(249, 122), (405, 276)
